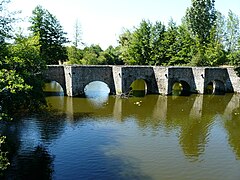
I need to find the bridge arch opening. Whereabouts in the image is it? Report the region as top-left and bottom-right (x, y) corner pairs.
(205, 80), (225, 95)
(43, 81), (64, 96)
(130, 79), (147, 97)
(172, 81), (191, 96)
(84, 81), (110, 107)
(84, 81), (110, 98)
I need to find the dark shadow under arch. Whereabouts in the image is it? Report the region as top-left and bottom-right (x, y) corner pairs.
(172, 80), (191, 96)
(130, 79), (147, 97)
(205, 80), (225, 95)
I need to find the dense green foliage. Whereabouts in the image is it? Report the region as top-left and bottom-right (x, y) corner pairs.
(67, 45), (123, 65)
(119, 20), (166, 65)
(118, 0), (240, 66)
(0, 0), (12, 60)
(0, 0), (13, 173)
(1, 34), (46, 117)
(0, 1), (46, 174)
(186, 0), (216, 45)
(29, 5), (68, 64)
(0, 36), (47, 174)
(63, 0), (240, 67)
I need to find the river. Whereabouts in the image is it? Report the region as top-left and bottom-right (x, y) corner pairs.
(2, 82), (240, 179)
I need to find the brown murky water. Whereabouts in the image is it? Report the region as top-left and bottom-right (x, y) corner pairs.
(4, 82), (240, 179)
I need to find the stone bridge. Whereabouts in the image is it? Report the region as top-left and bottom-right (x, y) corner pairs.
(43, 65), (240, 96)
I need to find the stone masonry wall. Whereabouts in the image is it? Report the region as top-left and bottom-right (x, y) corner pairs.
(45, 65), (240, 96)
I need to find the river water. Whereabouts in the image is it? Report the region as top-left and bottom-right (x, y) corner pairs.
(3, 82), (240, 179)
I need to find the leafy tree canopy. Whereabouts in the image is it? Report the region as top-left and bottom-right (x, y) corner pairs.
(29, 5), (68, 64)
(186, 0), (216, 45)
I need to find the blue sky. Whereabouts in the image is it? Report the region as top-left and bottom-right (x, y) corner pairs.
(8, 0), (240, 49)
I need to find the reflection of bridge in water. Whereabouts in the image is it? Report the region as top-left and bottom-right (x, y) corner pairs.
(48, 94), (239, 133)
(49, 94), (240, 122)
(47, 93), (240, 159)
(44, 65), (240, 96)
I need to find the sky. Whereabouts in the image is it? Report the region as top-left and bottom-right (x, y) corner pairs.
(7, 0), (240, 49)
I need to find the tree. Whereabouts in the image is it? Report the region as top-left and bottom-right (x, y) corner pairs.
(118, 20), (166, 65)
(167, 23), (195, 65)
(101, 46), (123, 65)
(119, 20), (152, 65)
(29, 5), (68, 64)
(226, 36), (240, 66)
(9, 34), (45, 73)
(214, 10), (240, 66)
(185, 0), (225, 66)
(0, 56), (35, 176)
(133, 19), (152, 65)
(73, 19), (83, 48)
(0, 0), (12, 42)
(118, 29), (132, 64)
(0, 0), (16, 173)
(215, 11), (226, 46)
(81, 44), (104, 65)
(66, 46), (84, 64)
(1, 33), (46, 115)
(0, 27), (48, 177)
(0, 0), (14, 60)
(204, 28), (226, 66)
(163, 20), (179, 65)
(227, 49), (240, 66)
(66, 45), (123, 65)
(0, 33), (48, 177)
(150, 21), (166, 65)
(66, 19), (84, 65)
(186, 0), (216, 45)
(225, 10), (240, 53)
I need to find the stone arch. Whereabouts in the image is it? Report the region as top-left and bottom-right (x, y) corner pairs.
(68, 66), (116, 96)
(121, 66), (159, 95)
(171, 80), (191, 96)
(129, 78), (147, 97)
(44, 65), (66, 95)
(205, 80), (225, 95)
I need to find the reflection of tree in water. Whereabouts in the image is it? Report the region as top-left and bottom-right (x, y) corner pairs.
(36, 111), (67, 144)
(1, 111), (65, 178)
(224, 108), (240, 159)
(165, 96), (217, 159)
(166, 98), (212, 159)
(179, 117), (211, 159)
(6, 145), (54, 179)
(178, 96), (232, 159)
(178, 95), (233, 159)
